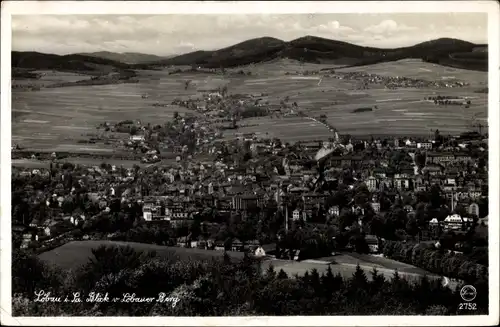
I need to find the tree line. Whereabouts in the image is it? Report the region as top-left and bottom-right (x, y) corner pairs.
(382, 240), (488, 284)
(12, 245), (487, 316)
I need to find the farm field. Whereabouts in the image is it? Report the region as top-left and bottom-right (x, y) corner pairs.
(229, 58), (347, 76)
(12, 70), (92, 89)
(222, 116), (333, 142)
(12, 59), (488, 153)
(11, 158), (178, 169)
(12, 71), (206, 151)
(38, 240), (244, 271)
(336, 59), (487, 87)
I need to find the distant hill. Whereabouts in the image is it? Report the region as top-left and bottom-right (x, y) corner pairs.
(78, 51), (173, 64)
(147, 36), (487, 72)
(160, 37), (286, 68)
(11, 51), (132, 74)
(12, 37), (488, 73)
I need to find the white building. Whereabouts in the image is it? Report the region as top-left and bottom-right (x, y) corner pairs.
(254, 246), (266, 257)
(443, 214), (473, 230)
(468, 203), (480, 217)
(429, 218), (439, 226)
(328, 205), (340, 217)
(371, 202), (381, 213)
(130, 135), (145, 142)
(365, 176), (378, 191)
(417, 142), (433, 150)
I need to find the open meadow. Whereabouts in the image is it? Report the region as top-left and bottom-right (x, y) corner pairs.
(38, 240), (454, 288)
(38, 240), (244, 271)
(12, 58), (488, 152)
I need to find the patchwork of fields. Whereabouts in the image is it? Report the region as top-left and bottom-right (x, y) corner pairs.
(12, 59), (488, 151)
(222, 116), (333, 142)
(336, 59), (487, 87)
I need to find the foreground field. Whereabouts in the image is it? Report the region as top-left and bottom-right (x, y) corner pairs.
(39, 240), (455, 288)
(261, 259), (436, 283)
(12, 59), (487, 152)
(38, 240), (244, 270)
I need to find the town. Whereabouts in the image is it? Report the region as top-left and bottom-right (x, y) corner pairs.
(9, 11), (492, 318)
(12, 89), (488, 267)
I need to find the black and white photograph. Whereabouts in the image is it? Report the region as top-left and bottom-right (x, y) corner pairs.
(1, 1), (499, 325)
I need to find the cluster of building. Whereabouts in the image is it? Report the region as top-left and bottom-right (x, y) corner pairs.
(331, 71), (469, 89)
(13, 76), (488, 256)
(12, 125), (488, 253)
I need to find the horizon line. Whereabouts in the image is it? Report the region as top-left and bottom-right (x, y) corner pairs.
(11, 34), (488, 58)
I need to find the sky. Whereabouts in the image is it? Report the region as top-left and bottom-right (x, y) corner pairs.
(12, 13), (488, 56)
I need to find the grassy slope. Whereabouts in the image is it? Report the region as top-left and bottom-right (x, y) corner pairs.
(38, 240), (244, 270)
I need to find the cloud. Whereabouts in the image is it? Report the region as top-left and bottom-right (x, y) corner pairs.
(316, 20), (354, 34)
(364, 19), (417, 35)
(11, 14), (486, 55)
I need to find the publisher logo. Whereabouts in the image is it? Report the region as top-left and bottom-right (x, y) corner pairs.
(460, 285), (477, 302)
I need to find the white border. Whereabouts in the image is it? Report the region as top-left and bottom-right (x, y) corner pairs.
(1, 1), (499, 326)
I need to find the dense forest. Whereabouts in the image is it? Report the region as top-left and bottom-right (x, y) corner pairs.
(12, 245), (488, 316)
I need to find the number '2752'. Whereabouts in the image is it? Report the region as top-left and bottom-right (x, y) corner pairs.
(459, 303), (477, 310)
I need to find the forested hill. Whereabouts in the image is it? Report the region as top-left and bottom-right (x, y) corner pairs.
(11, 37), (488, 72)
(11, 51), (132, 73)
(145, 36), (487, 71)
(77, 51), (171, 64)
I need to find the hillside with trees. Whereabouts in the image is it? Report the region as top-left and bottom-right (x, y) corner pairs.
(78, 51), (172, 64)
(12, 245), (488, 316)
(146, 36), (487, 71)
(11, 51), (132, 73)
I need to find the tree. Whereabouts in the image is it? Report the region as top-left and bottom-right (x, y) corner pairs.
(370, 268), (385, 293)
(321, 265), (335, 295)
(309, 268), (321, 292)
(430, 184), (444, 209)
(434, 129), (442, 143)
(12, 250), (63, 298)
(354, 235), (370, 253)
(405, 218), (420, 237)
(351, 264), (368, 287)
(414, 152), (427, 169)
(277, 269), (288, 280)
(223, 251), (231, 264)
(266, 264), (276, 279)
(129, 126), (138, 136)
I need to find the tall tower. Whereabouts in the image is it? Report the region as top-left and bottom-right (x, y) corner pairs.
(285, 204), (289, 234)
